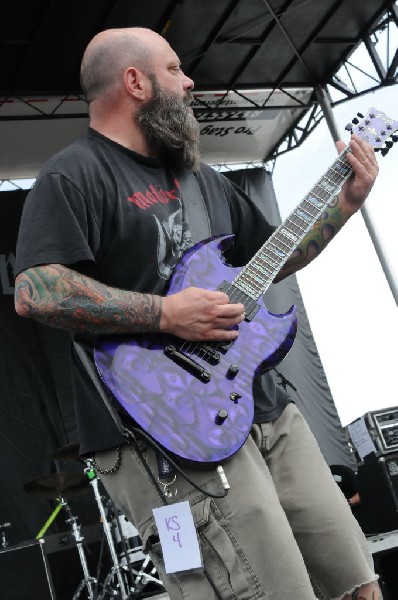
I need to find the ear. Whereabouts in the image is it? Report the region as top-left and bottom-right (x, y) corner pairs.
(123, 67), (150, 101)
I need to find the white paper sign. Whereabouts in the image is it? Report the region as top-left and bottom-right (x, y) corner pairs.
(152, 501), (203, 574)
(348, 416), (377, 460)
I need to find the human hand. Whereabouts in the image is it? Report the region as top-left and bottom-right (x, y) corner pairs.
(160, 286), (245, 341)
(336, 134), (379, 214)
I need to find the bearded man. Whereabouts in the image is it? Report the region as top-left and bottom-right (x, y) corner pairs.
(14, 28), (381, 600)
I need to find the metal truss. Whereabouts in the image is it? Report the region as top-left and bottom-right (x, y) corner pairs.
(268, 1), (398, 164)
(0, 1), (397, 181)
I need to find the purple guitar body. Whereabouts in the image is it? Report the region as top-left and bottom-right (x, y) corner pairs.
(94, 235), (297, 466)
(94, 107), (398, 466)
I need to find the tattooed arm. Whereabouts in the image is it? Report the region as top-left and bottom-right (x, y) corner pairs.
(275, 134), (378, 281)
(14, 264), (245, 341)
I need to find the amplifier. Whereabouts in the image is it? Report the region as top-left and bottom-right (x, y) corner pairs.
(357, 453), (398, 534)
(348, 406), (398, 460)
(366, 407), (398, 454)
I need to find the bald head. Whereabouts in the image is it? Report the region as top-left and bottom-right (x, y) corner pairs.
(80, 28), (163, 104)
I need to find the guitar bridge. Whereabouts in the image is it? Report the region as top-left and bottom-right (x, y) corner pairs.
(164, 345), (211, 382)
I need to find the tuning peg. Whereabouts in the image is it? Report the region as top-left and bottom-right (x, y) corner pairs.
(392, 135), (398, 143)
(357, 112), (364, 118)
(381, 147), (389, 156)
(345, 123), (353, 132)
(352, 118), (359, 125)
(374, 148), (380, 152)
(385, 140), (393, 148)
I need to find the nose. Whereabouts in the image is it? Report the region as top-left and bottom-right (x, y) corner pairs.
(183, 73), (194, 91)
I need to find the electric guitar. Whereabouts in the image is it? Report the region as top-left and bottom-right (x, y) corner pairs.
(94, 107), (398, 467)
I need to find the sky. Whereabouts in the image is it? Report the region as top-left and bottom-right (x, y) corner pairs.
(272, 85), (398, 426)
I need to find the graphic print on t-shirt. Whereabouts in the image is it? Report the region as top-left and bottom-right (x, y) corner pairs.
(154, 207), (193, 280)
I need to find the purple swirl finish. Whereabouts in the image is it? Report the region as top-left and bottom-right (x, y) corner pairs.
(94, 236), (297, 466)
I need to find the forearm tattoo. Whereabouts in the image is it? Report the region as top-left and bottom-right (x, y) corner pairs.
(278, 195), (345, 278)
(15, 264), (162, 334)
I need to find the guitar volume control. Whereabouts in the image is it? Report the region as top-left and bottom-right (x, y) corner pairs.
(215, 409), (228, 425)
(227, 364), (239, 378)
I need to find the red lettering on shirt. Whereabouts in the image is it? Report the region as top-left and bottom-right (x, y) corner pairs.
(128, 181), (181, 209)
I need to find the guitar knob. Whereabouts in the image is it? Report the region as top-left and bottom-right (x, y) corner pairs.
(215, 409), (228, 425)
(230, 392), (242, 402)
(227, 364), (239, 378)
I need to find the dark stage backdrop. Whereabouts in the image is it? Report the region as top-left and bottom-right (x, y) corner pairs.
(0, 173), (354, 550)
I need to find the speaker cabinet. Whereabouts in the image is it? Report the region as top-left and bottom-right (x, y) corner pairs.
(357, 454), (398, 533)
(0, 539), (55, 599)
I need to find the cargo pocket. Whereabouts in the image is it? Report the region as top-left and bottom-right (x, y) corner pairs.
(140, 495), (265, 600)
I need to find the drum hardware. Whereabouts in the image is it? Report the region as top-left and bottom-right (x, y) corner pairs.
(84, 459), (130, 600)
(24, 472), (97, 600)
(85, 464), (164, 598)
(24, 472), (91, 498)
(112, 512), (162, 592)
(47, 445), (165, 598)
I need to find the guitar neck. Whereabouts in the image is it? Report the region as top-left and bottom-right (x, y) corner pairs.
(232, 146), (354, 300)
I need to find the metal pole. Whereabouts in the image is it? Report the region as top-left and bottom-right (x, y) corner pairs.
(315, 85), (397, 305)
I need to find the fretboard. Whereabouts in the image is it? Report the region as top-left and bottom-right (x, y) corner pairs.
(233, 146), (353, 300)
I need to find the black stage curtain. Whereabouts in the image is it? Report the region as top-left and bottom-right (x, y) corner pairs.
(0, 190), (80, 550)
(0, 176), (354, 551)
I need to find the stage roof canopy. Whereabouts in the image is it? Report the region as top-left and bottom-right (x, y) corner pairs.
(1, 0), (397, 177)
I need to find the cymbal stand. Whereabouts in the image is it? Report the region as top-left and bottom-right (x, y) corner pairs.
(84, 460), (129, 600)
(61, 496), (97, 600)
(112, 511), (164, 595)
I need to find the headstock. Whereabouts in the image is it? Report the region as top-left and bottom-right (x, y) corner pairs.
(345, 106), (398, 156)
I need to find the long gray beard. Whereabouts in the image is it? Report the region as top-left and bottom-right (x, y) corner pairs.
(136, 80), (201, 172)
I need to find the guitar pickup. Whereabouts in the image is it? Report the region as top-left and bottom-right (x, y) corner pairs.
(164, 345), (211, 382)
(193, 344), (221, 365)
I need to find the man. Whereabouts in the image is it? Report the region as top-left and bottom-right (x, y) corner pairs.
(14, 28), (381, 599)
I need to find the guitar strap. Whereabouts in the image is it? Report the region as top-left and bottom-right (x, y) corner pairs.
(177, 170), (212, 243)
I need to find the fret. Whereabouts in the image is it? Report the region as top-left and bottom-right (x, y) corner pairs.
(273, 234), (294, 253)
(257, 252), (279, 270)
(313, 184), (333, 201)
(252, 259), (275, 277)
(326, 167), (345, 184)
(277, 228), (298, 242)
(307, 195), (325, 209)
(301, 200), (319, 218)
(294, 210), (313, 226)
(320, 175), (340, 194)
(297, 204), (316, 220)
(287, 216), (308, 233)
(246, 263), (270, 283)
(282, 222), (305, 238)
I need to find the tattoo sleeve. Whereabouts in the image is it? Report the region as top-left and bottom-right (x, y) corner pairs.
(14, 264), (162, 334)
(276, 194), (349, 280)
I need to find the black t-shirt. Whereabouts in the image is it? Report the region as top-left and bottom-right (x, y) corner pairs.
(15, 128), (291, 454)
